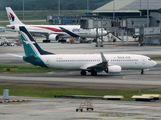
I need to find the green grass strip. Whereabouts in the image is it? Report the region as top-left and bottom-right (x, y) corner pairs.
(0, 85), (161, 101)
(152, 57), (161, 60)
(0, 65), (57, 72)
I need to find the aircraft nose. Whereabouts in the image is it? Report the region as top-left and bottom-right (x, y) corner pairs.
(152, 61), (157, 67)
(104, 31), (108, 35)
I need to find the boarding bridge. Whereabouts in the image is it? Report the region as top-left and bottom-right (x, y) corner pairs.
(134, 27), (161, 45)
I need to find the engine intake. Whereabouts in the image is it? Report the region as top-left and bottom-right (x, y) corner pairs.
(107, 65), (122, 73)
(49, 34), (59, 41)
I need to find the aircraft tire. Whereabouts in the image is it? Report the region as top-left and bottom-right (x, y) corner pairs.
(91, 70), (97, 76)
(80, 70), (86, 76)
(43, 40), (51, 43)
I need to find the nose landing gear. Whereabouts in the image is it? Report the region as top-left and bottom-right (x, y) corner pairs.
(141, 69), (144, 74)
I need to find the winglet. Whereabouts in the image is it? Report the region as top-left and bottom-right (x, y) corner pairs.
(101, 52), (107, 63)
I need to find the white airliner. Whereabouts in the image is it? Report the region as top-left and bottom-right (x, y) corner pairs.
(18, 26), (157, 76)
(6, 7), (107, 42)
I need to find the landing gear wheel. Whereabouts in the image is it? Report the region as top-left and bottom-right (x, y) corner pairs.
(80, 70), (87, 76)
(43, 40), (51, 43)
(91, 70), (97, 76)
(100, 44), (104, 47)
(58, 39), (66, 43)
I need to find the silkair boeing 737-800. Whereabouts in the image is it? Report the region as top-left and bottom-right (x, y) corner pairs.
(6, 7), (107, 43)
(18, 26), (157, 76)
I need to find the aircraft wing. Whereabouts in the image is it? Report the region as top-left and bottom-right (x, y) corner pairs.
(80, 52), (108, 72)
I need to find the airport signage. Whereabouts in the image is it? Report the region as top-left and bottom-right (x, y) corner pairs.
(123, 18), (148, 28)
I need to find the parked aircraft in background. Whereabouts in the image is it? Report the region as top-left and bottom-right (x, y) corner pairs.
(6, 7), (107, 43)
(60, 27), (107, 40)
(17, 26), (157, 76)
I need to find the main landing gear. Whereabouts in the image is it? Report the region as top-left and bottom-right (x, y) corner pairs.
(80, 70), (87, 76)
(91, 70), (97, 76)
(80, 70), (97, 76)
(43, 39), (51, 43)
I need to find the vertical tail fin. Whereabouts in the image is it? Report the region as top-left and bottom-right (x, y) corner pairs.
(5, 7), (24, 25)
(19, 26), (53, 67)
(19, 26), (54, 56)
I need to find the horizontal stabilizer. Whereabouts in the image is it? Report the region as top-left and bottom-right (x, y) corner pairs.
(7, 53), (23, 58)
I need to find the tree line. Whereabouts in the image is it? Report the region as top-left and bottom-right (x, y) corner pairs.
(0, 0), (112, 11)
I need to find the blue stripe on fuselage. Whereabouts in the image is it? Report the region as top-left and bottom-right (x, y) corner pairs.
(59, 27), (79, 37)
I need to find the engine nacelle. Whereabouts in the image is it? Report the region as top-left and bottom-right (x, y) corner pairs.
(108, 65), (122, 73)
(48, 34), (59, 41)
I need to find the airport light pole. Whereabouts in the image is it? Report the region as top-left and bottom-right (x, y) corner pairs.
(58, 0), (60, 16)
(113, 0), (115, 20)
(147, 0), (149, 27)
(23, 0), (24, 22)
(87, 0), (89, 10)
(140, 0), (142, 16)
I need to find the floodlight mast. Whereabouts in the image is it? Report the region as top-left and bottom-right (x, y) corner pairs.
(147, 0), (149, 27)
(113, 0), (115, 20)
(23, 0), (24, 22)
(58, 0), (60, 16)
(140, 0), (142, 16)
(87, 0), (89, 10)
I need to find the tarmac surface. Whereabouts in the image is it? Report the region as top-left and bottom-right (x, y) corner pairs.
(1, 32), (161, 120)
(0, 69), (161, 90)
(1, 96), (161, 120)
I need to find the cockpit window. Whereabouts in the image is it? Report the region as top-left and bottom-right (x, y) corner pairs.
(148, 59), (152, 61)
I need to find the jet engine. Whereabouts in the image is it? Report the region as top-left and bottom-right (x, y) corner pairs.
(48, 34), (59, 41)
(107, 65), (122, 73)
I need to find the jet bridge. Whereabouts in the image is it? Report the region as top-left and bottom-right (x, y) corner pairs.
(109, 17), (151, 45)
(134, 27), (161, 45)
(134, 27), (161, 37)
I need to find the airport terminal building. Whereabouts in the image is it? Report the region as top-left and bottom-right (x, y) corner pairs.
(91, 0), (161, 45)
(47, 0), (161, 45)
(92, 0), (161, 27)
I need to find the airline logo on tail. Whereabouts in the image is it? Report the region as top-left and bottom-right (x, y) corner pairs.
(8, 13), (15, 22)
